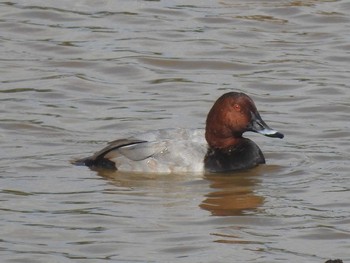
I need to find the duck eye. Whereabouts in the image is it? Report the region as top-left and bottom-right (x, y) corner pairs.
(233, 104), (241, 112)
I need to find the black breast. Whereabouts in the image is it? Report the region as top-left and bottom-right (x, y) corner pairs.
(204, 138), (265, 173)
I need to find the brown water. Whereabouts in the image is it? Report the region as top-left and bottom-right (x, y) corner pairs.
(1, 0), (349, 262)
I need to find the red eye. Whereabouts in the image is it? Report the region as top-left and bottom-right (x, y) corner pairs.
(233, 104), (241, 112)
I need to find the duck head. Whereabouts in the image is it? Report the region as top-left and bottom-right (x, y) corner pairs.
(205, 92), (284, 149)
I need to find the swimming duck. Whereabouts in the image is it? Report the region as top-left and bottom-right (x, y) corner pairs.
(74, 92), (283, 173)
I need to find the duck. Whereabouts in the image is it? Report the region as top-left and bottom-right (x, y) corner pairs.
(73, 92), (284, 173)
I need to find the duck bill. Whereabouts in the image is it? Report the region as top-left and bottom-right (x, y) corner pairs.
(248, 111), (284, 139)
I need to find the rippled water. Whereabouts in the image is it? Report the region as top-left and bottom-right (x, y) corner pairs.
(1, 0), (350, 262)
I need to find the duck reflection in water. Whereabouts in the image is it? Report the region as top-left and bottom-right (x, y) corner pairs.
(93, 165), (275, 217)
(200, 168), (265, 216)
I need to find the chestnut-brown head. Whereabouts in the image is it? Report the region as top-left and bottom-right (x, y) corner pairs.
(205, 92), (283, 149)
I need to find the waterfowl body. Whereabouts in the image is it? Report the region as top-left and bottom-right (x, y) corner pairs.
(74, 92), (284, 173)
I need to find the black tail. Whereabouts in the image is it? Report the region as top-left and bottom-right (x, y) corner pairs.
(71, 156), (116, 170)
(71, 139), (147, 170)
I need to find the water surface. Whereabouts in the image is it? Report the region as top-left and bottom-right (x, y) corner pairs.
(1, 0), (349, 262)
